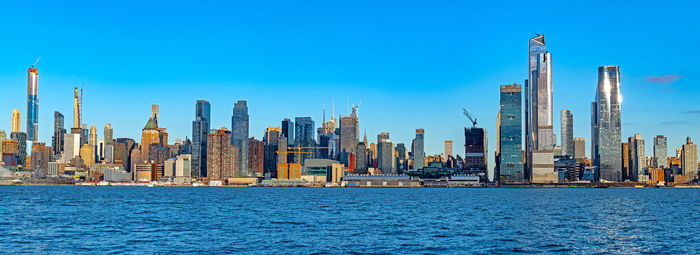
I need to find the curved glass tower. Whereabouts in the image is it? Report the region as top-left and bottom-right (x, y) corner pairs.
(27, 66), (39, 141)
(592, 66), (622, 182)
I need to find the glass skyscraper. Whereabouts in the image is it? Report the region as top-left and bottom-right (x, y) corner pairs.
(52, 111), (66, 156)
(191, 100), (210, 178)
(413, 129), (424, 170)
(592, 66), (622, 182)
(499, 84), (524, 182)
(653, 135), (668, 169)
(27, 65), (39, 141)
(294, 116), (315, 166)
(525, 34), (556, 183)
(231, 100), (249, 177)
(560, 109), (573, 157)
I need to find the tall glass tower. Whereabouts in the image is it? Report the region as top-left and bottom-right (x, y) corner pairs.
(192, 100), (210, 178)
(525, 34), (556, 183)
(499, 84), (524, 182)
(27, 65), (39, 141)
(592, 66), (622, 182)
(560, 109), (573, 156)
(653, 135), (668, 169)
(232, 100), (249, 177)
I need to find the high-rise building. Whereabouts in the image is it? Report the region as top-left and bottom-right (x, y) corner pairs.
(207, 127), (238, 181)
(248, 138), (264, 177)
(294, 116), (315, 165)
(377, 132), (395, 174)
(30, 142), (51, 172)
(191, 100), (210, 178)
(445, 140), (453, 159)
(231, 100), (249, 177)
(414, 129), (425, 169)
(80, 143), (94, 168)
(525, 34), (556, 183)
(396, 143), (407, 173)
(573, 137), (585, 161)
(11, 132), (27, 167)
(592, 66), (622, 182)
(11, 109), (21, 133)
(72, 87), (80, 130)
(81, 124), (89, 146)
(339, 107), (359, 164)
(681, 137), (698, 182)
(281, 118), (295, 146)
(628, 134), (645, 182)
(499, 84), (524, 182)
(104, 124), (114, 163)
(560, 110), (573, 156)
(27, 65), (39, 141)
(89, 125), (98, 162)
(621, 142), (630, 181)
(0, 130), (6, 162)
(52, 111), (66, 156)
(263, 126), (281, 177)
(653, 135), (668, 169)
(355, 142), (368, 174)
(464, 127), (487, 177)
(63, 132), (81, 163)
(141, 117), (160, 161)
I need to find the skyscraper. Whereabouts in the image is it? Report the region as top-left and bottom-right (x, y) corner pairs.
(560, 109), (573, 157)
(464, 127), (487, 177)
(377, 132), (395, 174)
(444, 140), (453, 159)
(281, 118), (295, 146)
(354, 142), (368, 174)
(653, 135), (668, 169)
(592, 66), (622, 182)
(499, 84), (524, 182)
(263, 126), (281, 177)
(621, 142), (630, 181)
(681, 137), (698, 182)
(339, 107), (359, 165)
(628, 134), (645, 182)
(525, 34), (556, 183)
(414, 129), (425, 170)
(104, 124), (114, 163)
(27, 65), (39, 141)
(294, 116), (315, 165)
(52, 111), (66, 156)
(11, 109), (21, 133)
(191, 100), (210, 178)
(10, 132), (27, 167)
(151, 104), (159, 127)
(248, 138), (264, 177)
(231, 100), (249, 177)
(573, 137), (585, 161)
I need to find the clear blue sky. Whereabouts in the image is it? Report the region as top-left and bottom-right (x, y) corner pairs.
(1, 1), (699, 171)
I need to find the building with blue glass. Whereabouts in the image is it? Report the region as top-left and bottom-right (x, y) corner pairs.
(499, 84), (524, 183)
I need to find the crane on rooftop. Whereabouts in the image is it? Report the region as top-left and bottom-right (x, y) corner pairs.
(462, 108), (477, 128)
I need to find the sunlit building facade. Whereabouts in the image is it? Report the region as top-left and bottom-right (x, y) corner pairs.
(499, 84), (524, 182)
(592, 66), (622, 182)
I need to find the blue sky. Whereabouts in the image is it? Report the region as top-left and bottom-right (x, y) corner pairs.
(1, 1), (699, 170)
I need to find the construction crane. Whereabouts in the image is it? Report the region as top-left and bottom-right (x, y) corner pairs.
(462, 108), (477, 127)
(276, 146), (332, 179)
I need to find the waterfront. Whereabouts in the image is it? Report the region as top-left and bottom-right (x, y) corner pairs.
(1, 187), (698, 254)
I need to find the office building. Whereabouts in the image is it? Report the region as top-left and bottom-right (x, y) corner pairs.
(681, 137), (698, 181)
(444, 140), (453, 159)
(339, 107), (359, 163)
(653, 135), (668, 169)
(573, 137), (585, 161)
(525, 34), (556, 183)
(396, 143), (407, 173)
(354, 142), (367, 174)
(294, 116), (315, 165)
(281, 118), (295, 146)
(628, 134), (645, 182)
(141, 117), (161, 160)
(10, 132), (27, 167)
(413, 129), (425, 170)
(31, 142), (51, 172)
(27, 65), (39, 141)
(464, 127), (487, 177)
(104, 124), (114, 163)
(499, 84), (524, 182)
(80, 143), (94, 168)
(621, 142), (630, 181)
(377, 132), (395, 174)
(231, 100), (249, 177)
(263, 126), (281, 177)
(592, 66), (623, 182)
(191, 100), (210, 178)
(151, 104), (159, 127)
(561, 109), (573, 156)
(52, 111), (66, 156)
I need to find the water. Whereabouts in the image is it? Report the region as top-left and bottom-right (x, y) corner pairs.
(1, 187), (698, 254)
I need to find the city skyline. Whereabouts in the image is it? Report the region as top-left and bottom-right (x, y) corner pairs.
(1, 1), (699, 173)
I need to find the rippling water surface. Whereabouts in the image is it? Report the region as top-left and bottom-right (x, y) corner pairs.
(1, 187), (698, 254)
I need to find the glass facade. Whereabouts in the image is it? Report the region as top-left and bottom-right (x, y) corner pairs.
(653, 135), (668, 169)
(560, 110), (573, 156)
(593, 66), (622, 182)
(232, 100), (249, 177)
(499, 84), (524, 182)
(191, 100), (210, 178)
(27, 67), (39, 141)
(294, 117), (315, 166)
(526, 34), (556, 183)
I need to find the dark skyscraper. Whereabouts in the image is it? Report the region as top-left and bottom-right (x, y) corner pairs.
(592, 66), (622, 182)
(281, 118), (295, 146)
(464, 127), (487, 178)
(27, 65), (39, 141)
(191, 100), (210, 178)
(52, 111), (66, 156)
(294, 117), (315, 165)
(231, 100), (249, 177)
(499, 84), (524, 183)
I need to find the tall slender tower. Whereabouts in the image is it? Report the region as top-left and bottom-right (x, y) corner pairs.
(231, 100), (249, 177)
(560, 109), (573, 157)
(27, 65), (39, 141)
(192, 100), (211, 178)
(72, 87), (81, 131)
(526, 34), (556, 183)
(592, 66), (622, 182)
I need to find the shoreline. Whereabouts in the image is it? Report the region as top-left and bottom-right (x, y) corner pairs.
(2, 183), (699, 188)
